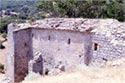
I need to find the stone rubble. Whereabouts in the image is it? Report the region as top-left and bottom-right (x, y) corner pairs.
(0, 78), (12, 83)
(13, 18), (125, 46)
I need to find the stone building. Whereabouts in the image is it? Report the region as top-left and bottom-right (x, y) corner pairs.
(6, 18), (125, 83)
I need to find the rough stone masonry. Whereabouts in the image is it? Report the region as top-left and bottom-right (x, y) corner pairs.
(6, 18), (125, 83)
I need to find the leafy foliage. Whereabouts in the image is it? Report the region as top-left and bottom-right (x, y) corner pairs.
(0, 0), (40, 14)
(0, 17), (26, 33)
(38, 0), (125, 21)
(0, 0), (41, 33)
(2, 32), (7, 39)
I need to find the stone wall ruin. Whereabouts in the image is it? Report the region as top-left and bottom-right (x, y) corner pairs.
(6, 18), (125, 83)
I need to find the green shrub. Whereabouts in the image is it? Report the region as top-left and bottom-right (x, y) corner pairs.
(0, 63), (4, 74)
(0, 40), (5, 49)
(2, 32), (7, 40)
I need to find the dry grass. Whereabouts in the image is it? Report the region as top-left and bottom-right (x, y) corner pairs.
(22, 58), (125, 83)
(0, 35), (7, 64)
(0, 74), (5, 80)
(22, 66), (125, 83)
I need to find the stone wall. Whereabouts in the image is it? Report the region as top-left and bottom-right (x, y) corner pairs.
(6, 24), (18, 83)
(6, 18), (125, 83)
(6, 24), (33, 83)
(7, 26), (93, 83)
(13, 29), (32, 82)
(92, 33), (125, 67)
(31, 29), (93, 75)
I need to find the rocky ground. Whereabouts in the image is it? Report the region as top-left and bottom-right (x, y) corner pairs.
(0, 52), (125, 83)
(1, 61), (125, 83)
(21, 57), (125, 83)
(22, 63), (125, 83)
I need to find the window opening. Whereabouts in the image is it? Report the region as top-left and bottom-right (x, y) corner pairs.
(48, 35), (51, 40)
(68, 38), (71, 44)
(94, 43), (98, 51)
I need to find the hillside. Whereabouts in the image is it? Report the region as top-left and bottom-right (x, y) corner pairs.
(0, 0), (45, 34)
(0, 0), (41, 18)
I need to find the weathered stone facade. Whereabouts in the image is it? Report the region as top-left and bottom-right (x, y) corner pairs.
(92, 33), (125, 67)
(31, 29), (93, 74)
(6, 18), (125, 83)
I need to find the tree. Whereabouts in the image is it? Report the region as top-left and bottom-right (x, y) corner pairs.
(37, 0), (124, 21)
(0, 17), (25, 33)
(2, 32), (7, 41)
(123, 0), (125, 21)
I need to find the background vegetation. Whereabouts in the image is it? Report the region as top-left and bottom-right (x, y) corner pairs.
(0, 0), (41, 33)
(38, 0), (125, 21)
(0, 0), (125, 34)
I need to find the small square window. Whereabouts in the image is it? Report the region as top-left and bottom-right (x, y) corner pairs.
(94, 43), (98, 51)
(48, 35), (51, 40)
(68, 38), (71, 44)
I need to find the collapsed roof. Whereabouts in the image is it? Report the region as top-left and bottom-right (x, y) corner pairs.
(9, 18), (125, 45)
